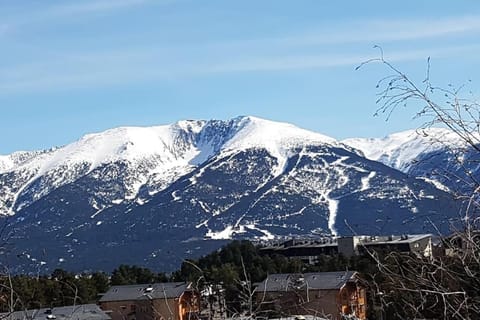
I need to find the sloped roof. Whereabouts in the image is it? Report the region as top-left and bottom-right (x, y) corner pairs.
(99, 282), (190, 302)
(256, 271), (357, 292)
(1, 304), (110, 320)
(256, 273), (291, 291)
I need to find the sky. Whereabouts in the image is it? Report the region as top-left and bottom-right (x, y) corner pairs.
(1, 0), (480, 154)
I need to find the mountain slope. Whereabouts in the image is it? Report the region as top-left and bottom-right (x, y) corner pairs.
(342, 128), (463, 171)
(343, 128), (480, 193)
(0, 116), (338, 216)
(0, 117), (460, 273)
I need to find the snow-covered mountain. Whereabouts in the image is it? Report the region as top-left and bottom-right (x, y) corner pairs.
(0, 117), (460, 273)
(342, 128), (462, 172)
(343, 128), (480, 193)
(0, 117), (336, 216)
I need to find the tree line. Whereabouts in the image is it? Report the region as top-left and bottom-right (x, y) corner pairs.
(3, 238), (480, 319)
(1, 240), (376, 314)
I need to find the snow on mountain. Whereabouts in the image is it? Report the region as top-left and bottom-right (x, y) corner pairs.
(0, 116), (338, 216)
(223, 116), (336, 151)
(220, 116), (337, 178)
(342, 128), (480, 193)
(1, 117), (461, 273)
(0, 124), (201, 215)
(342, 128), (464, 172)
(0, 156), (12, 173)
(0, 150), (47, 173)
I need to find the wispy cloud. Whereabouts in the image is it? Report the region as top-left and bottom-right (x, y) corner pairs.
(184, 45), (480, 74)
(0, 44), (478, 95)
(1, 10), (479, 95)
(44, 0), (153, 16)
(0, 0), (161, 35)
(365, 16), (480, 41)
(222, 15), (480, 49)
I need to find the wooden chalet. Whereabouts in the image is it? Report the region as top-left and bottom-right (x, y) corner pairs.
(255, 271), (366, 320)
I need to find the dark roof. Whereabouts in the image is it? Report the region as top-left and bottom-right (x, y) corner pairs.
(260, 238), (338, 251)
(1, 304), (110, 320)
(255, 271), (357, 292)
(99, 282), (190, 302)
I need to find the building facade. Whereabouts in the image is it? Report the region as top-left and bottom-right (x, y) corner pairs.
(259, 238), (338, 264)
(255, 271), (366, 320)
(99, 282), (199, 320)
(1, 304), (110, 320)
(259, 234), (435, 263)
(337, 234), (433, 258)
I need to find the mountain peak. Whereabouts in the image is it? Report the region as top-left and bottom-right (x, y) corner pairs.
(1, 118), (461, 272)
(342, 127), (466, 172)
(222, 115), (337, 150)
(0, 116), (341, 216)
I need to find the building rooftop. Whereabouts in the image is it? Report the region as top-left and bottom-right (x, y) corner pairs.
(1, 304), (110, 320)
(347, 234), (433, 245)
(99, 282), (190, 302)
(260, 238), (338, 250)
(256, 271), (357, 292)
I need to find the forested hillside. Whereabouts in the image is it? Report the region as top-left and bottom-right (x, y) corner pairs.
(2, 241), (375, 314)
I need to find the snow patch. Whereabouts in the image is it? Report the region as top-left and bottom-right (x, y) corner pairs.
(205, 225), (235, 239)
(198, 201), (211, 213)
(417, 177), (451, 193)
(171, 190), (181, 201)
(90, 206), (109, 219)
(245, 224), (275, 240)
(360, 171), (376, 191)
(326, 198), (339, 236)
(195, 219), (209, 229)
(135, 198), (147, 205)
(205, 223), (275, 240)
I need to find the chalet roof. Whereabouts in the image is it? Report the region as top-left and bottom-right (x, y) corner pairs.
(255, 271), (357, 292)
(1, 304), (110, 320)
(99, 282), (190, 302)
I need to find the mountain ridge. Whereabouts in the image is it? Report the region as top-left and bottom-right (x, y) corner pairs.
(0, 116), (343, 216)
(0, 117), (462, 272)
(342, 128), (479, 193)
(342, 128), (465, 171)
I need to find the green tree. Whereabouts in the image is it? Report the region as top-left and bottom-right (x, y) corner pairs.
(91, 271), (110, 293)
(111, 264), (157, 285)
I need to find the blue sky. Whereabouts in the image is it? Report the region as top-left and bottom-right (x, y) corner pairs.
(1, 0), (480, 154)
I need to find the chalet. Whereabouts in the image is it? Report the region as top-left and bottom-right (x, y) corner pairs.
(255, 271), (366, 320)
(99, 282), (199, 320)
(1, 304), (110, 320)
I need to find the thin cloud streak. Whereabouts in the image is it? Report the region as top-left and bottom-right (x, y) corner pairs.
(220, 15), (480, 49)
(204, 45), (480, 74)
(0, 45), (478, 95)
(46, 0), (153, 15)
(0, 0), (161, 35)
